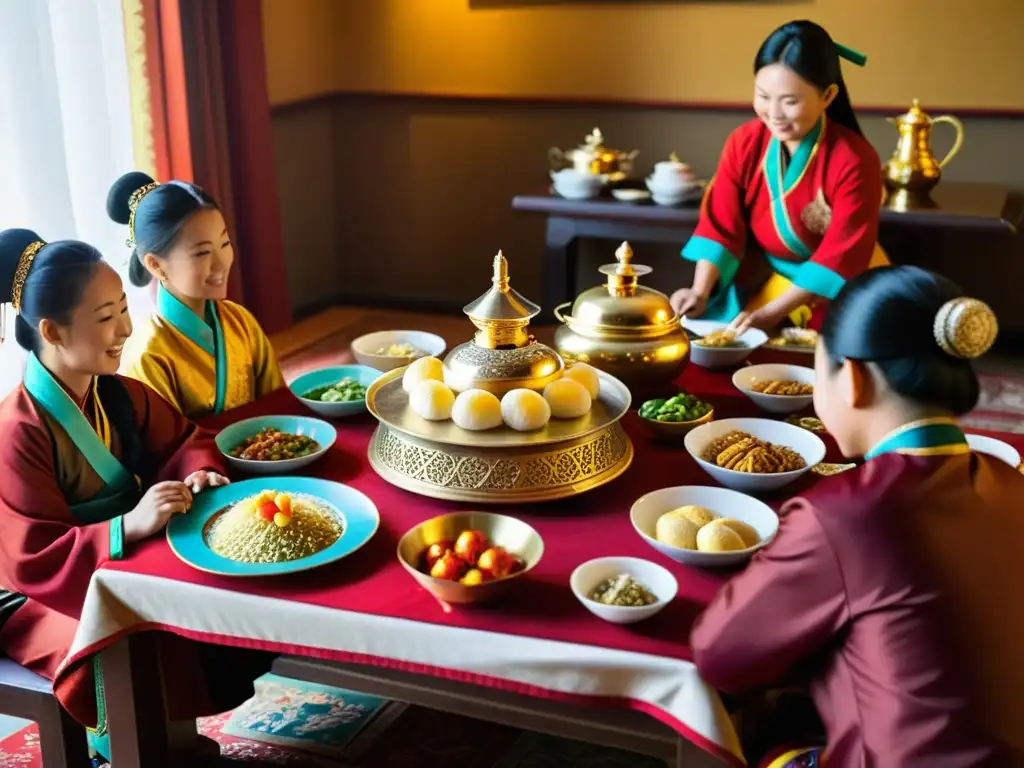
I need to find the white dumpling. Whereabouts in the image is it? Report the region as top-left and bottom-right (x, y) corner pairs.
(543, 378), (592, 419)
(563, 363), (600, 400)
(402, 356), (444, 393)
(409, 379), (455, 421)
(451, 389), (503, 431)
(500, 388), (551, 432)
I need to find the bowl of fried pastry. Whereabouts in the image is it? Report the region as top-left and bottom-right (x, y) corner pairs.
(733, 364), (816, 415)
(681, 319), (768, 369)
(684, 417), (825, 493)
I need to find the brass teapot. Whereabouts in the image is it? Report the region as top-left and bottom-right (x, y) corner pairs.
(883, 99), (965, 199)
(549, 127), (639, 183)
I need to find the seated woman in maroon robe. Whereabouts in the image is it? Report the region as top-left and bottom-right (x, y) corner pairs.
(691, 266), (1024, 767)
(0, 229), (269, 761)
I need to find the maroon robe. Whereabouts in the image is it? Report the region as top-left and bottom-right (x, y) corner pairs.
(0, 375), (232, 725)
(692, 452), (1024, 766)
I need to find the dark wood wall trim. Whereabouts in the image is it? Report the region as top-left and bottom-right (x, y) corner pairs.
(270, 89), (1024, 120)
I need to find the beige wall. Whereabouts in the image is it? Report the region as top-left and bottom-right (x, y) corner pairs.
(263, 0), (1024, 110)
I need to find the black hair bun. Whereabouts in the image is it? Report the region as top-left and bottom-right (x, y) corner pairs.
(107, 171), (157, 225)
(0, 228), (44, 304)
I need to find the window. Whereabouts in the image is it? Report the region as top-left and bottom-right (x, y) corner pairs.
(0, 0), (144, 397)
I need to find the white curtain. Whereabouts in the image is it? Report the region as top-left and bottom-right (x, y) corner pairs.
(0, 0), (143, 397)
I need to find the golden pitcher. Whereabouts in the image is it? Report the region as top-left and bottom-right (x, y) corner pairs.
(883, 99), (965, 199)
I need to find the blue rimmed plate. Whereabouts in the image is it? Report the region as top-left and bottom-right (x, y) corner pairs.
(290, 365), (383, 418)
(167, 476), (380, 576)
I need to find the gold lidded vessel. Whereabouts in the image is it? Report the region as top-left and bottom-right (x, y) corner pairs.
(442, 251), (563, 395)
(554, 241), (689, 402)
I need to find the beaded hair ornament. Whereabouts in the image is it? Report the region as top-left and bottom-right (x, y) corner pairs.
(933, 297), (998, 359)
(1, 240), (46, 342)
(125, 181), (160, 248)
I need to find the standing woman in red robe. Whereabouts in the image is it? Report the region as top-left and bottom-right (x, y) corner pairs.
(0, 229), (265, 761)
(670, 21), (888, 332)
(691, 266), (1024, 767)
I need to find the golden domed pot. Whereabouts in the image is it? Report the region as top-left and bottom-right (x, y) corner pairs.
(554, 242), (689, 403)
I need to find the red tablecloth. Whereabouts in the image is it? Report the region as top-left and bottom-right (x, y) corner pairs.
(96, 359), (1024, 661)
(96, 364), (836, 662)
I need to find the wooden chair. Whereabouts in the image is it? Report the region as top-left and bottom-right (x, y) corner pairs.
(0, 657), (91, 767)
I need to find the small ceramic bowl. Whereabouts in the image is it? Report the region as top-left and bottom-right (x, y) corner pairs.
(682, 318), (768, 369)
(684, 417), (825, 494)
(351, 331), (446, 373)
(551, 169), (605, 200)
(733, 364), (816, 415)
(397, 511), (544, 605)
(966, 433), (1021, 467)
(611, 189), (651, 203)
(631, 485), (779, 568)
(290, 365), (382, 418)
(639, 408), (714, 439)
(216, 415), (336, 475)
(570, 557), (677, 625)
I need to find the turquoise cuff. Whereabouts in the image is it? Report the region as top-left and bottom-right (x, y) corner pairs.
(681, 236), (740, 286)
(792, 261), (846, 299)
(109, 515), (125, 561)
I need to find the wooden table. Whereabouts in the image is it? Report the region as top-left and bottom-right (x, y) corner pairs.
(512, 183), (1024, 322)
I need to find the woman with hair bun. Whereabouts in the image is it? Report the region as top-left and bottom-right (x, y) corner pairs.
(692, 267), (1023, 766)
(0, 229), (266, 760)
(671, 20), (889, 334)
(109, 171), (284, 419)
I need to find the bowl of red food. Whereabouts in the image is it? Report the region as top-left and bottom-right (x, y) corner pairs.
(397, 511), (544, 604)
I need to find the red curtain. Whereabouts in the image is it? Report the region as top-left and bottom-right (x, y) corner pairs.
(126, 0), (292, 334)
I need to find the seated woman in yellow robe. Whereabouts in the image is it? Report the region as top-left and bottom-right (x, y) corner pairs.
(109, 171), (285, 419)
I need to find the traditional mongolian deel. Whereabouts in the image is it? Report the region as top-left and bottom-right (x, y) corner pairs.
(682, 117), (887, 326)
(122, 283), (285, 419)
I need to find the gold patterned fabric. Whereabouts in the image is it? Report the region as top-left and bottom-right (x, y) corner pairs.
(120, 299), (285, 420)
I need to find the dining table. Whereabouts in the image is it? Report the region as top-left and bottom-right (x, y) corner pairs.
(53, 349), (1024, 768)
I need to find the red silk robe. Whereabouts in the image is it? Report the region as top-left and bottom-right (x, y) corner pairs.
(682, 117), (885, 327)
(0, 374), (224, 725)
(691, 452), (1024, 766)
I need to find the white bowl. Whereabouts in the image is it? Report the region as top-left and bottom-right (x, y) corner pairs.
(611, 189), (651, 203)
(966, 433), (1021, 467)
(551, 169), (605, 200)
(351, 330), (446, 372)
(684, 417), (825, 493)
(733, 364), (816, 415)
(645, 175), (699, 197)
(216, 415), (337, 475)
(631, 485), (779, 567)
(570, 557), (677, 625)
(682, 318), (768, 369)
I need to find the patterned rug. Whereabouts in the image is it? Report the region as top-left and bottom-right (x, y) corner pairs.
(0, 674), (667, 767)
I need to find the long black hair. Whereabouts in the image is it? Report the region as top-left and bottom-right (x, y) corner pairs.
(107, 171), (218, 288)
(820, 266), (993, 416)
(0, 228), (145, 474)
(755, 20), (863, 137)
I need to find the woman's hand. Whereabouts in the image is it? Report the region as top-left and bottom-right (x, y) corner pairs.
(123, 481), (193, 543)
(730, 308), (782, 335)
(184, 470), (230, 494)
(670, 287), (708, 318)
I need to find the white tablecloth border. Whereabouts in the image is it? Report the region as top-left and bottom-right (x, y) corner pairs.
(64, 569), (744, 765)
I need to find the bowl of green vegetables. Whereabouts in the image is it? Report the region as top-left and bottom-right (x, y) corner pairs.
(290, 365), (383, 418)
(637, 391), (714, 438)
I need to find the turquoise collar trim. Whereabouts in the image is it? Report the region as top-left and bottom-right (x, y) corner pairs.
(23, 355), (133, 490)
(864, 419), (969, 460)
(157, 283), (214, 355)
(156, 284), (228, 414)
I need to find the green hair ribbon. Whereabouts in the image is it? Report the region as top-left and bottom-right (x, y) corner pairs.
(835, 42), (867, 67)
